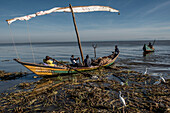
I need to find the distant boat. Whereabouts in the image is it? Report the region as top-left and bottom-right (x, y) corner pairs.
(143, 45), (155, 53)
(6, 4), (120, 76)
(143, 44), (154, 57)
(143, 40), (155, 53)
(143, 41), (155, 53)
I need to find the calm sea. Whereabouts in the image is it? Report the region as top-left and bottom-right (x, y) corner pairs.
(0, 40), (170, 92)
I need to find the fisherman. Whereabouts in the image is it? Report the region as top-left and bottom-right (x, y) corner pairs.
(148, 42), (153, 48)
(143, 44), (146, 51)
(112, 45), (119, 57)
(84, 55), (91, 67)
(70, 55), (80, 67)
(43, 56), (56, 67)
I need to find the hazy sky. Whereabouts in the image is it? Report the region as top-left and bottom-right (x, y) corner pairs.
(0, 0), (170, 43)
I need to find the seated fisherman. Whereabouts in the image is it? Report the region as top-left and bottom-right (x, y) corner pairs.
(70, 55), (80, 67)
(84, 55), (91, 67)
(43, 56), (56, 67)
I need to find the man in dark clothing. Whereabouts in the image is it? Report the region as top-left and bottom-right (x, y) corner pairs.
(143, 44), (146, 51)
(115, 45), (119, 55)
(84, 55), (91, 67)
(112, 45), (119, 57)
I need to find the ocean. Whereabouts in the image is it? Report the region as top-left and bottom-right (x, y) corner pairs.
(0, 40), (170, 92)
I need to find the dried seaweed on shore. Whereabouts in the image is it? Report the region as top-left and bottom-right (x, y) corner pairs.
(0, 66), (169, 112)
(0, 70), (28, 80)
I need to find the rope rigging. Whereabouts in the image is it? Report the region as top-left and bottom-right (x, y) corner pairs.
(8, 21), (36, 63)
(8, 25), (19, 59)
(26, 21), (35, 63)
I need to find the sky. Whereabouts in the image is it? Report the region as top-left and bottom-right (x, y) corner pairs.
(0, 0), (170, 43)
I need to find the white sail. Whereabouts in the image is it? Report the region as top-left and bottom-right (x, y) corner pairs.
(6, 5), (119, 24)
(55, 6), (119, 13)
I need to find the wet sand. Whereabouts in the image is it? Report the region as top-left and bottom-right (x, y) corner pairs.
(0, 65), (169, 112)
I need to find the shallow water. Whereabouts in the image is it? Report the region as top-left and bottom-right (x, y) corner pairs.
(0, 74), (41, 93)
(0, 40), (170, 92)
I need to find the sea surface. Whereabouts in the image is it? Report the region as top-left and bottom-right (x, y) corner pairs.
(0, 40), (170, 93)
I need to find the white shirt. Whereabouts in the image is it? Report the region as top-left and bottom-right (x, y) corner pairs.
(70, 57), (77, 65)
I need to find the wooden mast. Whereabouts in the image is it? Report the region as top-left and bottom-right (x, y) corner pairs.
(69, 4), (84, 65)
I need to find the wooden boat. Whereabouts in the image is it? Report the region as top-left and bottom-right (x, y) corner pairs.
(143, 44), (155, 57)
(143, 45), (155, 53)
(6, 4), (120, 76)
(14, 53), (119, 76)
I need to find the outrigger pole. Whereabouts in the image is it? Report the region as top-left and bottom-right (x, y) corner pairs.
(69, 4), (84, 65)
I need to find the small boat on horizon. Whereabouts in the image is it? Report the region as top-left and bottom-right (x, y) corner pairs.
(143, 40), (155, 55)
(143, 44), (155, 53)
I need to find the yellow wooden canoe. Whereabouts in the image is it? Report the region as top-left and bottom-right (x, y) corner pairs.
(14, 53), (119, 76)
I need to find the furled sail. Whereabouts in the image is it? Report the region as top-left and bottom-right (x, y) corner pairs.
(6, 5), (119, 24)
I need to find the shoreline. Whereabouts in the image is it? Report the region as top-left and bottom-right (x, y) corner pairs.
(0, 65), (170, 112)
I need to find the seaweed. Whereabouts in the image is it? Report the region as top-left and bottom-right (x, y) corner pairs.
(0, 66), (169, 112)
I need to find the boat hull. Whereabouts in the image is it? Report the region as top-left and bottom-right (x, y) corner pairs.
(14, 53), (119, 76)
